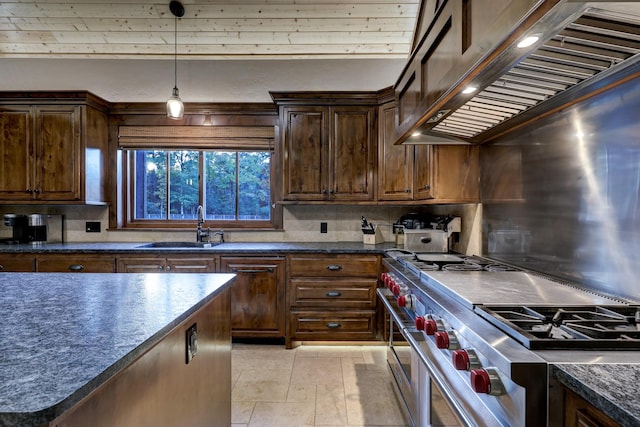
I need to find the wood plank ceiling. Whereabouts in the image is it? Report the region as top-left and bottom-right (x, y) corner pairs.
(0, 0), (419, 59)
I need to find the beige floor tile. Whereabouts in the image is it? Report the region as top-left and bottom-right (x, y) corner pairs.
(343, 372), (407, 426)
(291, 356), (344, 385)
(287, 382), (317, 402)
(315, 383), (348, 426)
(233, 378), (290, 402)
(232, 401), (256, 424)
(248, 401), (316, 427)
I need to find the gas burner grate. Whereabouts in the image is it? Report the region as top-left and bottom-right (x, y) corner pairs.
(442, 263), (483, 271)
(475, 305), (640, 349)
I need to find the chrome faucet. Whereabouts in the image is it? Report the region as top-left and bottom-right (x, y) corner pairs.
(196, 205), (210, 242)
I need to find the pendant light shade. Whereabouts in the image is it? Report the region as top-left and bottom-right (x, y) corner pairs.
(167, 1), (185, 120)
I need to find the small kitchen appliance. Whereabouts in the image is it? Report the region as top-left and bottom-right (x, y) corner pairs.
(2, 213), (63, 245)
(400, 215), (460, 253)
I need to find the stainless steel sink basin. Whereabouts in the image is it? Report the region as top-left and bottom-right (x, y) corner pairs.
(136, 241), (218, 249)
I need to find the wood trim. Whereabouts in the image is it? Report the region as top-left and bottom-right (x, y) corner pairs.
(118, 125), (275, 149)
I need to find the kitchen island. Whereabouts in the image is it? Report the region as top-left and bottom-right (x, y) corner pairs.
(0, 272), (235, 427)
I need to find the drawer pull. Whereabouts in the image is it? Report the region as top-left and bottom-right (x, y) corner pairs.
(326, 264), (342, 271)
(232, 268), (274, 273)
(68, 264), (84, 271)
(326, 322), (342, 329)
(326, 291), (342, 297)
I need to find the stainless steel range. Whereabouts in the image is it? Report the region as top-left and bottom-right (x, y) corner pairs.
(378, 253), (640, 426)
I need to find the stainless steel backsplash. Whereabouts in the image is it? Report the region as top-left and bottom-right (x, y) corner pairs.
(481, 76), (640, 302)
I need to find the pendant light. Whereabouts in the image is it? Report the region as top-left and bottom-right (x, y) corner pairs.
(167, 1), (185, 120)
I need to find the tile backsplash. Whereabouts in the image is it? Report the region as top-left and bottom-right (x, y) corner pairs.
(0, 204), (482, 255)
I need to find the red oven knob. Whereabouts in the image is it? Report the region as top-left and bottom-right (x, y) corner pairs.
(470, 368), (504, 396)
(424, 318), (438, 335)
(452, 349), (480, 371)
(380, 272), (388, 284)
(398, 295), (407, 307)
(434, 331), (460, 350)
(415, 316), (425, 330)
(392, 283), (400, 295)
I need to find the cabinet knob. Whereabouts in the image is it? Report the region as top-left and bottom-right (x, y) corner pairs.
(405, 188), (411, 193)
(68, 264), (84, 271)
(424, 184), (430, 190)
(321, 188), (327, 194)
(166, 265), (171, 271)
(158, 266), (164, 270)
(0, 265), (4, 271)
(326, 322), (342, 329)
(26, 188), (32, 193)
(33, 188), (40, 193)
(326, 264), (342, 271)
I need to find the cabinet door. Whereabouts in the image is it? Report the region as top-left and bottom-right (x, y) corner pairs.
(117, 256), (166, 273)
(330, 106), (376, 201)
(0, 254), (35, 272)
(221, 257), (285, 338)
(378, 102), (414, 201)
(37, 255), (115, 273)
(282, 106), (328, 200)
(413, 145), (434, 200)
(35, 106), (82, 200)
(166, 257), (215, 273)
(0, 106), (34, 200)
(431, 145), (479, 202)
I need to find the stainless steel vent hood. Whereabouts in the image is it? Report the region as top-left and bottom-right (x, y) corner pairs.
(402, 1), (640, 145)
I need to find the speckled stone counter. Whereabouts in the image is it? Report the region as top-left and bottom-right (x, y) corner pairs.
(552, 363), (640, 426)
(0, 272), (235, 426)
(0, 241), (397, 254)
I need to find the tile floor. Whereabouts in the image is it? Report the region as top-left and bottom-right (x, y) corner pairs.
(231, 343), (410, 427)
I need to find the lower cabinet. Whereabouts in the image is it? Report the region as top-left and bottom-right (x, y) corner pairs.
(220, 256), (285, 339)
(563, 387), (619, 427)
(286, 254), (380, 348)
(36, 254), (116, 272)
(117, 256), (216, 273)
(0, 254), (35, 272)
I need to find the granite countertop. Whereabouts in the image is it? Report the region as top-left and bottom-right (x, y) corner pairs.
(0, 241), (397, 254)
(552, 363), (640, 427)
(0, 272), (235, 426)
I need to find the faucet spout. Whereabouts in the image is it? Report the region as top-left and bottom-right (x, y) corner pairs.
(196, 205), (209, 242)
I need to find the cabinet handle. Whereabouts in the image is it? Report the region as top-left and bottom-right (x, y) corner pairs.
(33, 188), (40, 194)
(321, 188), (327, 194)
(326, 264), (342, 271)
(166, 265), (171, 271)
(326, 291), (342, 297)
(424, 184), (431, 190)
(68, 264), (84, 271)
(326, 322), (342, 329)
(232, 268), (274, 273)
(25, 188), (32, 193)
(158, 265), (164, 270)
(405, 188), (411, 193)
(329, 189), (335, 194)
(0, 265), (4, 271)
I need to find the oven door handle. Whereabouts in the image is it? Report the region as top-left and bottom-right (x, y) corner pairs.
(405, 332), (476, 427)
(377, 288), (414, 331)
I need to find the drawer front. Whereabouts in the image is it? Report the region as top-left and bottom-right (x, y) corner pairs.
(37, 256), (116, 273)
(289, 311), (376, 340)
(0, 256), (35, 272)
(291, 278), (376, 308)
(289, 255), (379, 277)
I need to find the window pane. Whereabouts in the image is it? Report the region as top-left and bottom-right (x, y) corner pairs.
(135, 150), (167, 220)
(204, 151), (237, 220)
(239, 152), (271, 220)
(168, 150), (200, 219)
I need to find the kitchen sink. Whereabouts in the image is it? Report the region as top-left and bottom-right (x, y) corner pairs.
(135, 241), (218, 249)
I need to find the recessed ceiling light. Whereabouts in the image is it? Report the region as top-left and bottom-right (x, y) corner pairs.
(517, 35), (540, 48)
(412, 131), (422, 137)
(462, 86), (477, 94)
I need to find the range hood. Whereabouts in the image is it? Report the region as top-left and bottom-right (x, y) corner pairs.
(402, 1), (640, 145)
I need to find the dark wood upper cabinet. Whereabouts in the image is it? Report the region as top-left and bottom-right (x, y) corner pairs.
(272, 92), (377, 202)
(0, 92), (109, 204)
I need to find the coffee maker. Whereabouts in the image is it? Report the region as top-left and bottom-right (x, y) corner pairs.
(2, 213), (63, 245)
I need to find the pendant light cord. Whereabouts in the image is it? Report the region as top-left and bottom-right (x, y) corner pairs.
(173, 12), (177, 89)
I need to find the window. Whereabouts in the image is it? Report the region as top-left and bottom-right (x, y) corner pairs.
(119, 125), (277, 229)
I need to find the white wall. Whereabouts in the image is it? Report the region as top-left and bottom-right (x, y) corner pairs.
(0, 58), (405, 102)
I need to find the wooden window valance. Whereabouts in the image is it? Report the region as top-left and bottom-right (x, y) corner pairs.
(118, 125), (275, 150)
